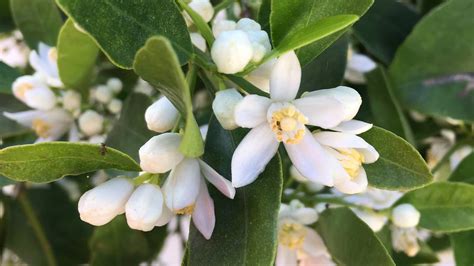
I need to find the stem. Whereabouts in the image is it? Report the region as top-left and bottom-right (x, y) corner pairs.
(18, 191), (57, 266)
(432, 137), (474, 173)
(133, 172), (153, 185)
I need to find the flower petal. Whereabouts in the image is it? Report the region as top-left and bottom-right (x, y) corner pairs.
(199, 160), (235, 199)
(276, 245), (298, 266)
(234, 95), (271, 128)
(232, 124), (279, 187)
(293, 208), (318, 225)
(284, 128), (335, 186)
(333, 166), (368, 194)
(348, 53), (376, 73)
(156, 202), (174, 227)
(330, 120), (373, 135)
(293, 93), (346, 129)
(192, 180), (215, 240)
(270, 51), (301, 102)
(302, 227), (328, 257)
(139, 133), (184, 173)
(163, 158), (201, 211)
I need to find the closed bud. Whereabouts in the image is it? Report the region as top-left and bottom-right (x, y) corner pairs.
(145, 97), (180, 133)
(139, 133), (184, 174)
(392, 204), (420, 228)
(190, 33), (207, 52)
(107, 98), (122, 114)
(107, 78), (123, 93)
(78, 177), (134, 226)
(94, 85), (113, 104)
(184, 0), (214, 27)
(62, 90), (81, 111)
(212, 88), (243, 130)
(78, 110), (104, 136)
(12, 75), (56, 110)
(125, 184), (164, 232)
(236, 18), (261, 31)
(211, 30), (253, 74)
(212, 20), (236, 38)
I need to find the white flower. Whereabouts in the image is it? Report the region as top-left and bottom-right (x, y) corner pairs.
(344, 47), (376, 84)
(125, 183), (164, 231)
(106, 78), (123, 93)
(213, 2), (241, 24)
(212, 20), (237, 38)
(78, 177), (134, 226)
(78, 110), (104, 136)
(107, 98), (122, 114)
(139, 133), (235, 239)
(391, 226), (421, 257)
(62, 90), (81, 112)
(183, 0), (214, 27)
(392, 204), (420, 228)
(212, 88), (243, 130)
(144, 97), (180, 133)
(94, 85), (113, 104)
(3, 108), (73, 142)
(29, 43), (62, 87)
(231, 51), (377, 190)
(289, 166), (324, 192)
(190, 33), (207, 52)
(211, 30), (253, 74)
(341, 187), (403, 210)
(12, 75), (57, 110)
(424, 129), (472, 172)
(0, 31), (29, 68)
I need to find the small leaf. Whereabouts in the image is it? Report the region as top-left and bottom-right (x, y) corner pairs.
(316, 207), (395, 266)
(397, 182), (474, 232)
(449, 153), (474, 184)
(451, 230), (474, 266)
(0, 61), (20, 94)
(134, 36), (203, 157)
(360, 126), (433, 190)
(0, 142), (141, 183)
(56, 0), (192, 68)
(57, 19), (99, 92)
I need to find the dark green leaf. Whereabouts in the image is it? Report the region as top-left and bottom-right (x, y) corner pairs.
(449, 153), (474, 184)
(316, 207), (395, 266)
(10, 0), (62, 48)
(0, 0), (14, 32)
(0, 142), (141, 183)
(390, 0), (474, 121)
(397, 182), (474, 232)
(186, 117), (283, 265)
(56, 0), (192, 68)
(57, 19), (99, 91)
(451, 230), (474, 266)
(257, 0), (271, 33)
(360, 126), (433, 190)
(134, 36), (203, 157)
(0, 61), (20, 94)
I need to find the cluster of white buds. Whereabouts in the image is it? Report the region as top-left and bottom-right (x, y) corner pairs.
(91, 78), (123, 115)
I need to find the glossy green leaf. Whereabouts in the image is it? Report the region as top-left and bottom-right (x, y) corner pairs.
(366, 66), (414, 143)
(177, 0), (214, 46)
(257, 0), (271, 33)
(134, 36), (203, 157)
(0, 142), (141, 183)
(390, 0), (474, 121)
(57, 19), (99, 91)
(449, 153), (474, 184)
(56, 0), (192, 68)
(106, 93), (155, 162)
(316, 207), (395, 266)
(353, 0), (419, 64)
(10, 0), (62, 48)
(397, 182), (474, 232)
(451, 230), (474, 266)
(0, 95), (30, 139)
(186, 117), (283, 265)
(271, 0), (374, 65)
(0, 61), (20, 94)
(360, 126), (433, 190)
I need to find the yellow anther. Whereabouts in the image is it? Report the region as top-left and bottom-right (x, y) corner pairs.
(16, 82), (34, 99)
(279, 222), (307, 249)
(280, 117), (297, 131)
(337, 148), (365, 179)
(32, 119), (51, 138)
(48, 48), (58, 62)
(270, 106), (308, 144)
(176, 204), (195, 215)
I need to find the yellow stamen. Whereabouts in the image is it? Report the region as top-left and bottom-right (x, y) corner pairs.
(16, 82), (34, 99)
(176, 204), (195, 215)
(270, 106), (308, 144)
(32, 119), (51, 138)
(337, 148), (365, 179)
(278, 222), (307, 249)
(48, 48), (58, 62)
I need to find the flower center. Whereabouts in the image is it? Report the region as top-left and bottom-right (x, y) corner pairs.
(176, 204), (195, 215)
(32, 118), (51, 138)
(48, 48), (58, 62)
(16, 82), (34, 100)
(336, 148), (365, 179)
(278, 222), (306, 249)
(269, 103), (308, 144)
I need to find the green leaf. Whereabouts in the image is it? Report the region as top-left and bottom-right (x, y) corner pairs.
(57, 19), (99, 91)
(449, 153), (474, 184)
(177, 0), (214, 46)
(10, 0), (62, 48)
(106, 93), (155, 162)
(56, 0), (192, 69)
(186, 117), (283, 265)
(0, 95), (30, 139)
(0, 0), (14, 32)
(360, 126), (433, 190)
(0, 61), (20, 94)
(90, 216), (167, 266)
(397, 182), (474, 232)
(271, 0), (374, 65)
(134, 36), (203, 157)
(257, 0), (271, 33)
(0, 142), (141, 183)
(389, 0), (474, 121)
(366, 66), (415, 143)
(316, 207), (395, 266)
(274, 15), (358, 56)
(353, 0), (419, 64)
(451, 230), (474, 266)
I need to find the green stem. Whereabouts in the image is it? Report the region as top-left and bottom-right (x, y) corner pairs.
(18, 191), (57, 266)
(432, 137), (474, 174)
(133, 172), (153, 185)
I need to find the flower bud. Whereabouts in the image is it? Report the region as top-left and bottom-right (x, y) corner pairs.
(236, 18), (261, 31)
(211, 30), (253, 74)
(125, 184), (164, 231)
(212, 88), (243, 130)
(107, 98), (123, 114)
(139, 133), (184, 173)
(392, 204), (421, 228)
(145, 97), (180, 133)
(184, 0), (214, 27)
(190, 33), (207, 52)
(12, 75), (56, 110)
(78, 110), (104, 136)
(62, 90), (81, 111)
(78, 177), (134, 226)
(212, 20), (237, 38)
(107, 78), (123, 93)
(95, 85), (113, 104)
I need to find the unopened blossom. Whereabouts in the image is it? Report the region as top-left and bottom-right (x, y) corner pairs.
(62, 90), (81, 112)
(391, 226), (421, 257)
(139, 133), (235, 239)
(78, 110), (104, 136)
(231, 51), (378, 190)
(183, 0), (214, 27)
(276, 200), (334, 266)
(0, 31), (29, 68)
(344, 47), (376, 84)
(145, 97), (180, 133)
(94, 85), (113, 104)
(212, 88), (243, 130)
(392, 204), (420, 228)
(12, 75), (57, 110)
(125, 183), (164, 231)
(106, 78), (123, 93)
(78, 177), (134, 226)
(190, 33), (207, 52)
(4, 108), (73, 142)
(29, 43), (62, 87)
(107, 98), (123, 114)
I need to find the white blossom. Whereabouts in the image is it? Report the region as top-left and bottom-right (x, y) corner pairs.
(29, 43), (62, 87)
(190, 33), (207, 52)
(344, 47), (376, 84)
(107, 98), (123, 114)
(183, 0), (214, 27)
(0, 31), (29, 68)
(212, 88), (243, 130)
(391, 226), (421, 257)
(62, 90), (81, 112)
(125, 183), (164, 231)
(94, 85), (113, 104)
(106, 78), (123, 93)
(12, 75), (57, 110)
(144, 97), (180, 133)
(78, 110), (104, 136)
(392, 204), (421, 228)
(211, 30), (253, 74)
